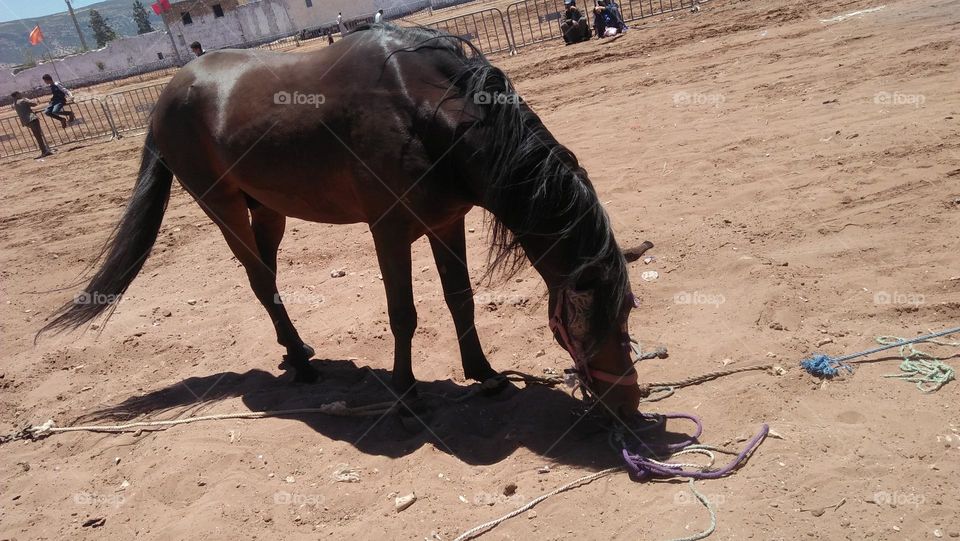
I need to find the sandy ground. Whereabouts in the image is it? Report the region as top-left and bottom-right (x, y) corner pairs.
(1, 0), (959, 539)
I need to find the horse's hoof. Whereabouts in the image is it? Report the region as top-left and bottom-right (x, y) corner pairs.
(282, 343), (319, 382)
(296, 343), (316, 359)
(464, 363), (498, 383)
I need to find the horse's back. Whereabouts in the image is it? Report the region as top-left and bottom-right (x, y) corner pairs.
(151, 27), (476, 225)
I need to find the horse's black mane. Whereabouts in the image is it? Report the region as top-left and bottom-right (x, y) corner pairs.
(367, 24), (629, 336)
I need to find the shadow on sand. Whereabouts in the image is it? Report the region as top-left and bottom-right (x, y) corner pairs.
(82, 358), (694, 469)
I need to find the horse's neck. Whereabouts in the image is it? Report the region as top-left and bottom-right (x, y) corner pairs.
(471, 111), (605, 292)
(513, 224), (582, 293)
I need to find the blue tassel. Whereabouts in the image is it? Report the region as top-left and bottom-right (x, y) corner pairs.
(800, 354), (853, 378)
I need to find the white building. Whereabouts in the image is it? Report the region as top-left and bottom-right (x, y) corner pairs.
(0, 0), (440, 98)
(161, 0), (296, 56)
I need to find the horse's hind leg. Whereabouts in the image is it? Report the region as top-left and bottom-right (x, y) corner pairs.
(199, 190), (319, 382)
(427, 218), (497, 383)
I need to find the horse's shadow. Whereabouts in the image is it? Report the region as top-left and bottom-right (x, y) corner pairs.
(84, 358), (690, 469)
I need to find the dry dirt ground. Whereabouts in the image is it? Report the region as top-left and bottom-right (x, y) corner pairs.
(2, 0), (959, 539)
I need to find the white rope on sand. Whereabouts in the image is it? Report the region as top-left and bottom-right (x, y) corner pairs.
(452, 467), (622, 541)
(25, 401), (395, 439)
(452, 472), (716, 541)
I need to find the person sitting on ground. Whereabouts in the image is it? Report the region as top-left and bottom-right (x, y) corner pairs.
(190, 41), (206, 57)
(598, 0), (628, 32)
(593, 4), (622, 38)
(40, 74), (75, 129)
(561, 0), (591, 45)
(11, 91), (53, 159)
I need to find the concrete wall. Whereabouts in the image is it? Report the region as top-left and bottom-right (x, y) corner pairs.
(0, 31), (175, 97)
(283, 0), (379, 30)
(164, 0), (296, 55)
(282, 0), (430, 32)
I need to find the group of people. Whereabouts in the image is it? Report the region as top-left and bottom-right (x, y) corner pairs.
(561, 0), (628, 45)
(9, 74), (76, 159)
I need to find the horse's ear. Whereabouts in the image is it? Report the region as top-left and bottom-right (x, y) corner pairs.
(622, 241), (654, 262)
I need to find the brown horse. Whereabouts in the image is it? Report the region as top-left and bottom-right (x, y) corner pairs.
(40, 24), (644, 417)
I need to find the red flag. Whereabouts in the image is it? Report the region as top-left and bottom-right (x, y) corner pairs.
(152, 0), (171, 14)
(28, 25), (43, 46)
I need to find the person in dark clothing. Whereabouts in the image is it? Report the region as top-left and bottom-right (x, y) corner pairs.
(561, 0), (591, 44)
(593, 4), (622, 37)
(41, 74), (75, 129)
(11, 91), (53, 159)
(191, 41), (206, 57)
(598, 0), (628, 33)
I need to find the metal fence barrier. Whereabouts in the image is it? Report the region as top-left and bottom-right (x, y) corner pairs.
(0, 83), (165, 160)
(505, 0), (570, 48)
(618, 0), (699, 24)
(427, 8), (516, 56)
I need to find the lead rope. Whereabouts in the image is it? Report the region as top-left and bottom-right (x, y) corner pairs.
(2, 402), (396, 443)
(452, 410), (766, 541)
(452, 468), (719, 541)
(451, 467), (622, 541)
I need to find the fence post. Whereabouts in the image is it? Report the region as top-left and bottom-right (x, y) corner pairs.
(100, 99), (121, 140)
(495, 8), (518, 54)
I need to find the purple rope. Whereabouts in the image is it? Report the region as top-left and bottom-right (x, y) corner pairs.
(621, 413), (769, 481)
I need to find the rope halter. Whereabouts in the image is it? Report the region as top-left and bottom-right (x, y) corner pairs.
(548, 287), (642, 388)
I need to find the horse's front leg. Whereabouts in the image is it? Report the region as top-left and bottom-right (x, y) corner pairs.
(371, 225), (419, 402)
(427, 217), (497, 382)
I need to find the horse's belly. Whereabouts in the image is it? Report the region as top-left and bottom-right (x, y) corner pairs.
(240, 176), (366, 224)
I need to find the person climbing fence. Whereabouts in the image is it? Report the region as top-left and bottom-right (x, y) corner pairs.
(41, 74), (75, 129)
(10, 91), (53, 159)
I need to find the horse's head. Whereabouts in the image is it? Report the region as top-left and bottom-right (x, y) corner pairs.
(549, 281), (645, 419)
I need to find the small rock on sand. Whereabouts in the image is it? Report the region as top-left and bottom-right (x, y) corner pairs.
(395, 493), (416, 512)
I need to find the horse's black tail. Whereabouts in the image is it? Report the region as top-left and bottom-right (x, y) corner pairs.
(37, 128), (173, 339)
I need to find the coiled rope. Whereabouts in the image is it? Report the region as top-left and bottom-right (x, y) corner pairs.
(800, 326), (958, 391)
